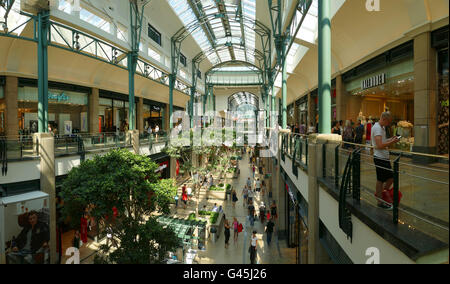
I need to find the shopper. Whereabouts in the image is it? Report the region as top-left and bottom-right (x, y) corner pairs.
(232, 217), (239, 244)
(247, 187), (255, 205)
(249, 231), (258, 264)
(270, 201), (278, 221)
(72, 230), (81, 249)
(248, 200), (256, 227)
(224, 219), (231, 249)
(371, 112), (400, 210)
(246, 177), (252, 189)
(242, 185), (249, 207)
(187, 186), (192, 201)
(355, 120), (365, 145)
(265, 217), (275, 246)
(343, 120), (355, 149)
(231, 188), (238, 208)
(331, 121), (340, 135)
(182, 186), (188, 209)
(255, 178), (261, 196)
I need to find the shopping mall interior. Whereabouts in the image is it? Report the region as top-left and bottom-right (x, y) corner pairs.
(0, 0), (448, 265)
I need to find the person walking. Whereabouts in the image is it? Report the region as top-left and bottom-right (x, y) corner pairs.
(181, 185), (188, 210)
(242, 186), (249, 207)
(232, 217), (239, 244)
(224, 219), (231, 249)
(270, 201), (278, 221)
(247, 187), (255, 205)
(246, 177), (252, 189)
(249, 231), (258, 264)
(231, 188), (238, 209)
(255, 178), (261, 197)
(248, 200), (256, 227)
(265, 217), (275, 246)
(252, 164), (256, 178)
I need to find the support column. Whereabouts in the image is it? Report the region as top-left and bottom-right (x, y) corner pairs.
(137, 97), (144, 134)
(412, 32), (438, 158)
(282, 41), (288, 129)
(318, 0), (331, 134)
(37, 10), (50, 133)
(5, 76), (18, 137)
(89, 88), (99, 134)
(127, 130), (140, 154)
(169, 75), (175, 129)
(35, 133), (56, 263)
(336, 75), (347, 122)
(128, 52), (137, 130)
(307, 133), (341, 263)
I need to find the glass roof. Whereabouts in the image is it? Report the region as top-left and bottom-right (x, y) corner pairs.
(168, 0), (257, 66)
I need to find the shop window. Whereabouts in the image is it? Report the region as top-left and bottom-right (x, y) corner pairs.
(148, 24), (161, 46)
(180, 53), (187, 67)
(319, 221), (353, 264)
(18, 86), (89, 135)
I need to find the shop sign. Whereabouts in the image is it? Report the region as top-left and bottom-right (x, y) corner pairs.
(48, 91), (69, 102)
(361, 73), (386, 90)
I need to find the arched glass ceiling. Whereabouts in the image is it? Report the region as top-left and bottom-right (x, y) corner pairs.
(228, 92), (260, 111)
(168, 0), (257, 65)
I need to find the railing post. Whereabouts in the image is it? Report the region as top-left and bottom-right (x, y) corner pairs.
(305, 138), (308, 167)
(393, 155), (401, 224)
(335, 144), (339, 188)
(322, 144), (326, 178)
(352, 149), (361, 202)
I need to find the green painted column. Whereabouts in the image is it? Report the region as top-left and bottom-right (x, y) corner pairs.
(190, 87), (195, 128)
(128, 52), (137, 130)
(272, 83), (276, 128)
(282, 39), (288, 130)
(318, 0), (331, 134)
(37, 10), (50, 133)
(169, 75), (175, 129)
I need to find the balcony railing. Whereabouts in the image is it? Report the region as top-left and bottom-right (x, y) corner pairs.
(279, 132), (449, 245)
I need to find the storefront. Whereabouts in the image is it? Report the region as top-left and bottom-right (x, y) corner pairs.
(143, 99), (164, 133)
(342, 41), (415, 150)
(433, 26), (449, 156)
(282, 169), (309, 264)
(16, 80), (91, 136)
(296, 96), (308, 134)
(99, 90), (137, 133)
(0, 77), (5, 135)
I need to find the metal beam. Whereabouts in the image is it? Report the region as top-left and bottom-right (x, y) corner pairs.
(128, 0), (151, 130)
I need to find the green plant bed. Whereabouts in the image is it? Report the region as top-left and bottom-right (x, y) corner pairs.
(198, 211), (219, 224)
(209, 186), (225, 191)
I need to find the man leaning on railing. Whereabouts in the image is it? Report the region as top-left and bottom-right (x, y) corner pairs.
(371, 112), (400, 210)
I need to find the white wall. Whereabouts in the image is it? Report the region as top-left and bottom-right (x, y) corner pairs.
(280, 156), (309, 201)
(319, 185), (415, 264)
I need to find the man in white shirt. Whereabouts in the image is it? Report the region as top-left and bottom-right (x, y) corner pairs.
(371, 112), (399, 210)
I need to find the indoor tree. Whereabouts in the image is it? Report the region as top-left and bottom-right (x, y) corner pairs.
(59, 149), (178, 264)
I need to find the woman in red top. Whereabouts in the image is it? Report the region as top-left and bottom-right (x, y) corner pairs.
(182, 186), (188, 209)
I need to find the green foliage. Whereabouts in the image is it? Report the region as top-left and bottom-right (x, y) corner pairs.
(209, 186), (225, 192)
(198, 211), (219, 224)
(60, 149), (178, 264)
(93, 217), (178, 264)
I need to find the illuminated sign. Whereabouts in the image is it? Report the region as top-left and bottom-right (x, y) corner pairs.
(361, 73), (386, 90)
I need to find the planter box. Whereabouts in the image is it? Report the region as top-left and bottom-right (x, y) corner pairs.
(208, 212), (225, 241)
(208, 190), (227, 200)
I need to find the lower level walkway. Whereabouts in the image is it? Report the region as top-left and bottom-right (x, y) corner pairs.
(172, 152), (296, 264)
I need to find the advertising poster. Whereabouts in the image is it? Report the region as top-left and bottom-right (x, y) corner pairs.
(64, 121), (72, 135)
(0, 192), (50, 264)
